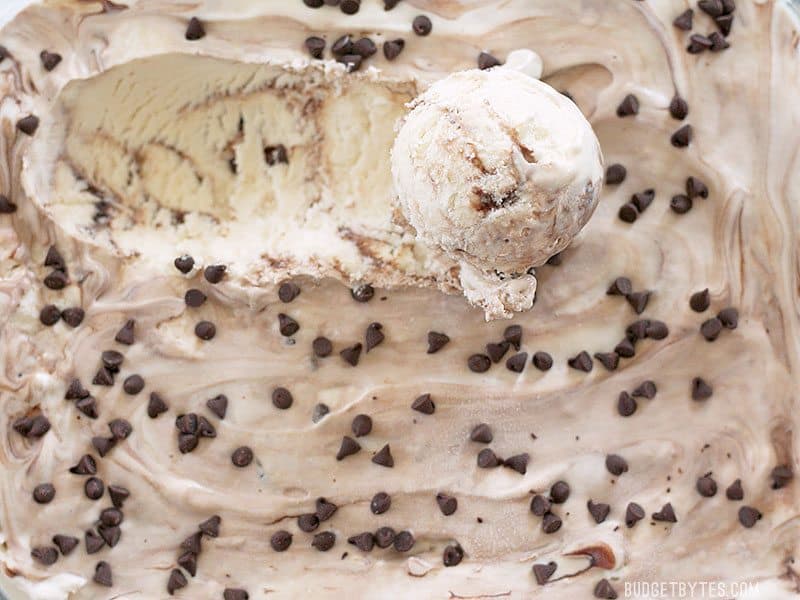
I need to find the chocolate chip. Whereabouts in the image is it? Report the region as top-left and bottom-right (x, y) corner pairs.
(688, 291), (711, 315)
(616, 94), (639, 117)
(101, 350), (124, 371)
(770, 465), (793, 489)
(477, 448), (501, 468)
(617, 391), (637, 417)
(348, 532), (375, 551)
(715, 13), (733, 36)
(503, 453), (529, 475)
(671, 124), (693, 147)
(204, 265), (226, 284)
(185, 16), (205, 40)
(93, 367), (114, 386)
(542, 512), (562, 534)
(174, 255), (194, 273)
(412, 393), (435, 415)
(108, 485), (129, 508)
(652, 502), (677, 522)
(587, 500), (610, 523)
(370, 491), (391, 515)
(595, 352), (619, 372)
(313, 337), (333, 358)
(14, 415), (51, 438)
(530, 494), (551, 516)
(316, 498), (337, 521)
(709, 31), (730, 51)
(269, 530), (292, 552)
(626, 320), (650, 342)
(179, 533), (200, 554)
(304, 0), (324, 6)
(340, 343), (362, 366)
(231, 446), (253, 467)
(605, 164), (626, 185)
(184, 289), (206, 308)
(632, 380), (657, 399)
(206, 394), (228, 419)
(646, 320), (669, 340)
(567, 351), (593, 372)
(296, 513), (319, 533)
(336, 436), (361, 460)
(607, 277), (632, 296)
(277, 282), (301, 304)
(412, 15), (432, 35)
(52, 535), (79, 556)
(312, 531), (336, 551)
(718, 307), (738, 329)
(393, 530), (415, 552)
(123, 374), (144, 395)
(85, 529), (105, 554)
(338, 54), (363, 72)
(304, 36), (326, 59)
(502, 325), (523, 350)
(177, 551), (197, 577)
(178, 434), (198, 454)
(40, 305), (61, 326)
(199, 514), (221, 537)
(506, 352), (528, 373)
(687, 34), (713, 54)
(383, 39), (405, 60)
(40, 50), (62, 71)
(427, 331), (450, 353)
(696, 474), (718, 497)
(331, 34), (353, 57)
(546, 252), (563, 266)
(738, 506), (761, 528)
(0, 194), (17, 213)
(374, 527), (396, 548)
(673, 8), (693, 30)
(478, 52), (502, 70)
(670, 194), (692, 214)
(60, 307), (85, 327)
(43, 246), (64, 270)
(223, 590), (249, 600)
(486, 341), (510, 363)
(31, 546), (58, 566)
(726, 479), (744, 500)
(69, 454), (97, 475)
(624, 502), (645, 528)
(384, 0), (401, 9)
(76, 396), (98, 418)
(436, 493), (458, 516)
(44, 269), (68, 289)
(98, 525), (121, 547)
(65, 378), (89, 400)
(84, 477), (104, 500)
(532, 352), (553, 371)
(443, 544), (464, 567)
(372, 444), (394, 468)
(699, 0), (724, 17)
(278, 313), (299, 337)
(470, 423), (493, 444)
(468, 354), (491, 373)
(631, 190), (655, 213)
(606, 454), (629, 476)
(353, 37), (376, 58)
(167, 568), (188, 594)
(100, 509), (123, 528)
(33, 483), (56, 504)
(618, 203), (638, 223)
(365, 322), (385, 352)
(340, 0), (361, 14)
(148, 392), (168, 418)
(195, 320), (216, 340)
(271, 387), (293, 410)
(113, 319), (135, 345)
(351, 414), (372, 437)
(17, 115), (40, 136)
(532, 561), (557, 585)
(700, 317), (723, 341)
(594, 578), (618, 599)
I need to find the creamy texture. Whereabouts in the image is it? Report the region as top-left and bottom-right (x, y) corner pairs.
(0, 1), (799, 600)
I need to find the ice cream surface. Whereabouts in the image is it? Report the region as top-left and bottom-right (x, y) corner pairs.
(0, 1), (799, 600)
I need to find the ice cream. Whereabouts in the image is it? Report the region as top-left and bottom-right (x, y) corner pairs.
(392, 66), (603, 283)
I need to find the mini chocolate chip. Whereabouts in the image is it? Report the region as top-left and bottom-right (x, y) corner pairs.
(351, 284), (374, 302)
(697, 475), (718, 497)
(331, 34), (353, 56)
(503, 325), (523, 350)
(605, 164), (626, 184)
(185, 17), (205, 40)
(316, 498), (338, 521)
(84, 477), (104, 500)
(670, 195), (692, 214)
(33, 483), (56, 504)
(606, 454), (629, 476)
(690, 289), (711, 312)
(567, 351), (593, 372)
(0, 194), (16, 213)
(85, 529), (105, 554)
(533, 561), (557, 585)
(726, 479), (744, 500)
(670, 94), (689, 120)
(372, 444), (394, 468)
(99, 507), (123, 528)
(370, 492), (391, 515)
(184, 289), (206, 307)
(594, 578), (618, 599)
(716, 13), (733, 36)
(383, 39), (405, 60)
(503, 453), (529, 475)
(673, 8), (694, 30)
(412, 15), (432, 35)
(312, 531), (336, 552)
(631, 189), (655, 212)
(587, 500), (610, 523)
(652, 502), (678, 522)
(45, 245), (65, 270)
(101, 350), (124, 371)
(348, 532), (374, 551)
(468, 354), (491, 373)
(178, 534), (199, 555)
(771, 465), (793, 489)
(123, 374), (144, 395)
(178, 433), (198, 454)
(206, 394), (228, 419)
(337, 54), (363, 72)
(178, 551), (197, 577)
(607, 277), (633, 296)
(340, 343), (362, 366)
(108, 485), (129, 508)
(174, 255), (194, 273)
(542, 512), (562, 534)
(374, 526), (396, 548)
(546, 252), (563, 266)
(353, 38), (376, 58)
(31, 546), (58, 566)
(195, 320), (216, 340)
(478, 52), (501, 70)
(40, 305), (61, 326)
(427, 331), (450, 353)
(167, 568), (188, 594)
(477, 448), (501, 468)
(313, 336), (333, 357)
(647, 320), (669, 340)
(304, 0), (324, 6)
(738, 506), (761, 528)
(44, 270), (68, 289)
(340, 0), (361, 14)
(365, 322), (384, 352)
(617, 391), (637, 417)
(687, 33), (713, 53)
(412, 393), (435, 414)
(718, 307), (738, 329)
(224, 588), (250, 600)
(686, 176), (709, 198)
(470, 423), (493, 444)
(626, 291), (650, 314)
(39, 50), (62, 72)
(336, 436), (361, 460)
(671, 124), (693, 147)
(147, 392), (168, 418)
(65, 378), (89, 400)
(17, 115), (40, 135)
(114, 319), (135, 345)
(506, 352), (528, 373)
(298, 513), (320, 533)
(98, 525), (120, 547)
(632, 380), (657, 398)
(625, 321), (648, 343)
(436, 493), (458, 516)
(595, 352), (619, 372)
(304, 36), (326, 59)
(69, 454), (97, 475)
(52, 535), (79, 556)
(616, 94), (639, 117)
(710, 31), (730, 51)
(61, 307), (85, 327)
(278, 313), (299, 337)
(486, 341), (510, 363)
(550, 481), (570, 504)
(530, 494), (551, 516)
(204, 265), (226, 284)
(618, 203), (638, 223)
(93, 367), (114, 386)
(699, 0), (724, 17)
(197, 416), (216, 438)
(76, 396), (98, 418)
(199, 514), (221, 537)
(351, 414), (372, 437)
(532, 352), (553, 371)
(700, 317), (723, 341)
(231, 446), (253, 467)
(393, 530), (415, 552)
(14, 415), (51, 438)
(625, 502), (645, 527)
(272, 387), (293, 410)
(443, 544), (464, 567)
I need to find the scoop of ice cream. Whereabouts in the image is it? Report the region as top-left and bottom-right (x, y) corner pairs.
(391, 66), (604, 275)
